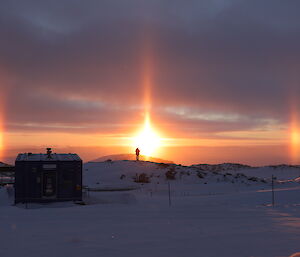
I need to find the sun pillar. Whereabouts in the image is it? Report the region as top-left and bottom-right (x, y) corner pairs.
(290, 111), (300, 164)
(131, 35), (161, 157)
(142, 33), (154, 146)
(142, 40), (153, 123)
(0, 70), (6, 161)
(0, 111), (4, 163)
(288, 89), (300, 164)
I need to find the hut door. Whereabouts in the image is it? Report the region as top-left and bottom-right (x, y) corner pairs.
(42, 172), (57, 198)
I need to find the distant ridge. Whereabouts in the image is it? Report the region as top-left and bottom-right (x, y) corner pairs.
(191, 163), (253, 172)
(191, 163), (300, 172)
(88, 155), (300, 171)
(89, 154), (173, 164)
(0, 162), (13, 168)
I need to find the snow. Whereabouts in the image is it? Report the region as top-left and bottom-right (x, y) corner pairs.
(1, 160), (300, 257)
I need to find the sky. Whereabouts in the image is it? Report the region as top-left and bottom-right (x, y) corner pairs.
(1, 0), (300, 165)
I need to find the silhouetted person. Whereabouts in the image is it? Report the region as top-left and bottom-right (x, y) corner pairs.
(135, 148), (140, 161)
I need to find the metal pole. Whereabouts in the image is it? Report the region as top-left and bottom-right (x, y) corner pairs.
(168, 182), (171, 207)
(272, 175), (275, 207)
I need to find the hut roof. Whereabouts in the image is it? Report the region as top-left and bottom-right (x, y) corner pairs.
(16, 153), (81, 162)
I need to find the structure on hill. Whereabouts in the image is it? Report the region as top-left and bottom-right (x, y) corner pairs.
(0, 162), (15, 185)
(0, 163), (14, 173)
(14, 148), (82, 204)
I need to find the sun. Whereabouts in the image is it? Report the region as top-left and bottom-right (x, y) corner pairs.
(133, 115), (161, 157)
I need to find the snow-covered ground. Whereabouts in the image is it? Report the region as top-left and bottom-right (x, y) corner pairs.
(1, 160), (300, 257)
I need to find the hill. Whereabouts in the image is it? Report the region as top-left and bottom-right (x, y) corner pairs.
(89, 154), (173, 164)
(83, 160), (300, 194)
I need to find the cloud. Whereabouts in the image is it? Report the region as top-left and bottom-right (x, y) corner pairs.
(0, 0), (299, 137)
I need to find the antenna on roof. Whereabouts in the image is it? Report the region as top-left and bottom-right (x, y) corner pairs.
(46, 148), (52, 159)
